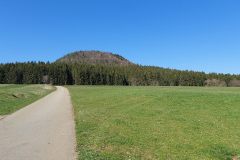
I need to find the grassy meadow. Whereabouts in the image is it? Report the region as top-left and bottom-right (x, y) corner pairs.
(0, 84), (55, 115)
(68, 86), (240, 160)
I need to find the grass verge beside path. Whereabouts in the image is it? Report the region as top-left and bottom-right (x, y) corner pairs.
(0, 84), (55, 115)
(68, 86), (240, 160)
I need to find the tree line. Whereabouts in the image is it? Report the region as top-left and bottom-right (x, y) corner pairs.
(0, 62), (240, 86)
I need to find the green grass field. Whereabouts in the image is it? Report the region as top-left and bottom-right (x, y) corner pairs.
(68, 86), (240, 160)
(0, 84), (55, 115)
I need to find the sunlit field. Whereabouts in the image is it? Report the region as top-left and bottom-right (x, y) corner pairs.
(68, 86), (240, 160)
(0, 85), (55, 115)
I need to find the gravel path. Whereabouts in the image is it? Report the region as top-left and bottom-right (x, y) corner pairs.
(0, 86), (76, 160)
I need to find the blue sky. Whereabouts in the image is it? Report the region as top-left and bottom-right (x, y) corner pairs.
(0, 0), (240, 74)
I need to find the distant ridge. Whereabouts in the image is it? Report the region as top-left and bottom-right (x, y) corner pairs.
(56, 51), (133, 66)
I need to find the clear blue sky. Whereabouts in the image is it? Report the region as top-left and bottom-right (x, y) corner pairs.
(0, 0), (240, 74)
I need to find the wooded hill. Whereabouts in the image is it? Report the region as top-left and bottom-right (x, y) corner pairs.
(1, 51), (240, 86)
(57, 51), (133, 66)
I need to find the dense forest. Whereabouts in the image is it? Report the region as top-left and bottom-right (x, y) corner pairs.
(1, 61), (240, 86)
(1, 51), (240, 86)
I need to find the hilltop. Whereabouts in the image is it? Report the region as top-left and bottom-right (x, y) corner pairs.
(56, 51), (133, 66)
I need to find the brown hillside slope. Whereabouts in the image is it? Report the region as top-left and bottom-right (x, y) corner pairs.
(56, 51), (133, 66)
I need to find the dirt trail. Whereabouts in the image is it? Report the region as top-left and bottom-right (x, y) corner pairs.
(0, 86), (76, 160)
